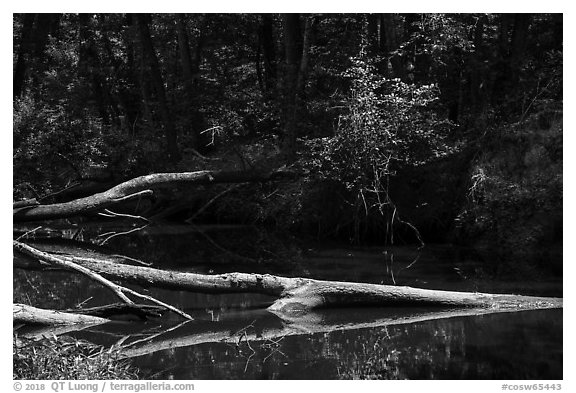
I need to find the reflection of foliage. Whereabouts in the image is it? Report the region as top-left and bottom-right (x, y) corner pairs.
(14, 336), (138, 379)
(13, 268), (118, 311)
(336, 311), (562, 380)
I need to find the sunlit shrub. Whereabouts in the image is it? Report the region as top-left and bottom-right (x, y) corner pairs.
(312, 55), (456, 241)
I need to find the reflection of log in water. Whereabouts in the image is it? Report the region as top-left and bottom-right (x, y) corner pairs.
(116, 307), (549, 360)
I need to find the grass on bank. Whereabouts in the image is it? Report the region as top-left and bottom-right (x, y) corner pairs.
(13, 335), (139, 380)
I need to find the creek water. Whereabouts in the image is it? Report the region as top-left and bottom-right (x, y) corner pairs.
(13, 223), (563, 379)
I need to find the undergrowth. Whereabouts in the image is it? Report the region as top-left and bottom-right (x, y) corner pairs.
(13, 335), (139, 380)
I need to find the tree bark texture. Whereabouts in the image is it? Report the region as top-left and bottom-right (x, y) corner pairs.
(15, 242), (563, 314)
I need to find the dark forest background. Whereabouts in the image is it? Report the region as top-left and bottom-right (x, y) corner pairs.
(13, 13), (563, 270)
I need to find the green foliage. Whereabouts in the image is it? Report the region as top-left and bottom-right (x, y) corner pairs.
(13, 336), (138, 379)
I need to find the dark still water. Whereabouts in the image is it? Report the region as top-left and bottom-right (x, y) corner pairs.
(13, 223), (563, 379)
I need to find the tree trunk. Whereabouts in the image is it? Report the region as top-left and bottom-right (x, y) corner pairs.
(281, 13), (313, 161)
(380, 14), (402, 78)
(13, 14), (35, 97)
(509, 13), (531, 87)
(176, 15), (195, 84)
(176, 14), (202, 149)
(78, 14), (110, 124)
(366, 14), (380, 54)
(136, 13), (181, 162)
(469, 14), (486, 117)
(281, 13), (301, 161)
(13, 168), (297, 222)
(259, 14), (277, 93)
(14, 14), (55, 96)
(296, 16), (313, 96)
(15, 243), (562, 314)
(28, 14), (56, 90)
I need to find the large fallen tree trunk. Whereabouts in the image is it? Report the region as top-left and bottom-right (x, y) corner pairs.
(15, 242), (563, 314)
(13, 168), (295, 222)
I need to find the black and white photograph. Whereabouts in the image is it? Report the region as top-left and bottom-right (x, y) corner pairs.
(12, 10), (564, 384)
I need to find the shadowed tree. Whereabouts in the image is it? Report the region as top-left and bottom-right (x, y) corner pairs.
(281, 13), (313, 162)
(136, 13), (181, 162)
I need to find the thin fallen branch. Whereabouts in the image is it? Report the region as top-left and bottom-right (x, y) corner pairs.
(119, 286), (193, 321)
(97, 223), (150, 245)
(98, 208), (150, 222)
(14, 241), (192, 320)
(15, 226), (42, 241)
(14, 241), (133, 305)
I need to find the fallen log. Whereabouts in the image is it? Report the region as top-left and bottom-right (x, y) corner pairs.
(13, 168), (296, 222)
(15, 242), (563, 314)
(13, 304), (109, 326)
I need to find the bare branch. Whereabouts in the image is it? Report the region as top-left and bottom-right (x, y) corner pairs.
(13, 241), (193, 320)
